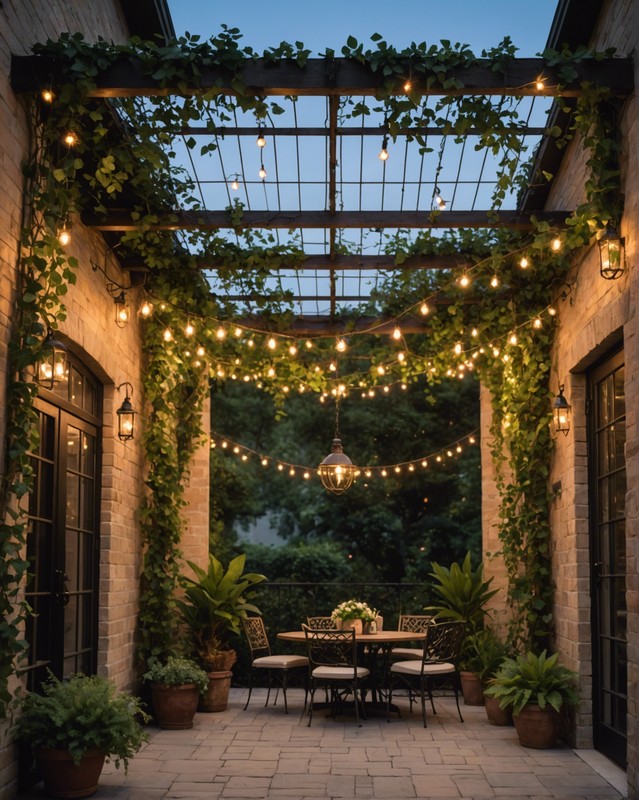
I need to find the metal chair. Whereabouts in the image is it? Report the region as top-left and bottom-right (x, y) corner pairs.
(391, 614), (433, 659)
(302, 624), (370, 727)
(387, 620), (465, 727)
(306, 616), (337, 629)
(242, 616), (309, 714)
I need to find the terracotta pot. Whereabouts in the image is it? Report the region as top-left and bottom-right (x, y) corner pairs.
(200, 670), (233, 712)
(513, 704), (562, 748)
(35, 747), (105, 798)
(460, 671), (485, 705)
(150, 682), (200, 729)
(483, 693), (512, 726)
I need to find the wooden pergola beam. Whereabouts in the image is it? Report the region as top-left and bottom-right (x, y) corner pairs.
(180, 125), (549, 137)
(11, 55), (633, 98)
(84, 209), (569, 231)
(236, 315), (434, 335)
(122, 253), (471, 271)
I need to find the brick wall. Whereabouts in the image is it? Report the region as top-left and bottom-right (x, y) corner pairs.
(0, 3), (210, 797)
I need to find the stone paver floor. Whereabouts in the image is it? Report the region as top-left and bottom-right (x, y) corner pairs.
(19, 688), (627, 800)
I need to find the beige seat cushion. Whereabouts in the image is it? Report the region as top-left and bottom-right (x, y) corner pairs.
(391, 660), (455, 676)
(312, 666), (370, 680)
(253, 655), (309, 668)
(391, 647), (422, 659)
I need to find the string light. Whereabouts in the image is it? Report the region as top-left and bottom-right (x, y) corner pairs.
(551, 236), (562, 251)
(58, 226), (71, 246)
(420, 302), (430, 315)
(258, 164), (267, 180)
(63, 131), (78, 147)
(459, 274), (471, 288)
(288, 344), (298, 356)
(403, 79), (412, 92)
(139, 301), (153, 318)
(216, 326), (226, 340)
(392, 326), (402, 341)
(378, 135), (389, 161)
(185, 321), (195, 336)
(434, 187), (447, 210)
(519, 256), (529, 269)
(231, 177), (239, 191)
(41, 89), (54, 103)
(163, 328), (172, 342)
(336, 338), (347, 352)
(535, 76), (546, 91)
(256, 128), (266, 148)
(490, 275), (499, 288)
(267, 337), (277, 350)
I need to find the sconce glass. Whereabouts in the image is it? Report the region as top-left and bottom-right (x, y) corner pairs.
(319, 438), (356, 494)
(36, 338), (68, 390)
(598, 223), (626, 280)
(114, 291), (130, 327)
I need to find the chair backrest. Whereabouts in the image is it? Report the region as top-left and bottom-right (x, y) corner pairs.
(422, 620), (464, 664)
(306, 616), (337, 630)
(398, 614), (433, 634)
(242, 616), (271, 659)
(302, 624), (357, 671)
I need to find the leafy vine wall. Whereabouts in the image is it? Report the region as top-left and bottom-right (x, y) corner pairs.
(0, 29), (622, 709)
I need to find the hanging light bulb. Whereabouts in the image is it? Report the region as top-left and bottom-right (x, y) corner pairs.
(420, 302), (430, 315)
(490, 275), (499, 288)
(378, 135), (389, 161)
(36, 336), (68, 390)
(336, 338), (347, 352)
(403, 79), (412, 93)
(258, 163), (267, 180)
(551, 236), (562, 252)
(216, 326), (226, 340)
(63, 131), (78, 147)
(185, 321), (195, 337)
(256, 128), (266, 148)
(392, 326), (402, 341)
(163, 328), (172, 342)
(319, 437), (356, 494)
(459, 274), (471, 288)
(139, 301), (153, 318)
(58, 226), (71, 246)
(267, 337), (277, 350)
(433, 186), (447, 210)
(41, 89), (54, 103)
(535, 76), (546, 91)
(519, 256), (529, 269)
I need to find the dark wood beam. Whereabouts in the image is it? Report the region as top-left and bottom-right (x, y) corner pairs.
(83, 208), (570, 231)
(122, 253), (471, 271)
(11, 55), (633, 99)
(181, 125), (549, 137)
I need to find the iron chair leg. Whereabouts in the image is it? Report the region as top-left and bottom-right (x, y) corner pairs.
(243, 668), (255, 710)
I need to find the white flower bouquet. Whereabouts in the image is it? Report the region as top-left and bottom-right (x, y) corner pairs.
(331, 599), (376, 623)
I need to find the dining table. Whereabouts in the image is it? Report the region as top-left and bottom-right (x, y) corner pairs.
(277, 629), (426, 713)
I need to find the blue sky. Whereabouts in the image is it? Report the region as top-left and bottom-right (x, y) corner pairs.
(167, 0), (560, 57)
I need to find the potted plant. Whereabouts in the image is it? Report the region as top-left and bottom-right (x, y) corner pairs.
(484, 650), (580, 748)
(12, 672), (148, 798)
(426, 551), (499, 705)
(463, 629), (511, 723)
(143, 656), (208, 729)
(330, 599), (377, 633)
(176, 553), (266, 711)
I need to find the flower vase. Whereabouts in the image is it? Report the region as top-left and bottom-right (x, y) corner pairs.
(341, 619), (363, 634)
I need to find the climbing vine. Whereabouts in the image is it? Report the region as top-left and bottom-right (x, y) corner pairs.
(0, 29), (625, 706)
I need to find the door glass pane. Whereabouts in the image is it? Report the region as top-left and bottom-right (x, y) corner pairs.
(66, 427), (80, 472)
(614, 368), (625, 419)
(81, 432), (95, 477)
(66, 473), (80, 528)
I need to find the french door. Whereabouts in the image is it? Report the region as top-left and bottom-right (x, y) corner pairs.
(24, 361), (101, 690)
(589, 349), (627, 768)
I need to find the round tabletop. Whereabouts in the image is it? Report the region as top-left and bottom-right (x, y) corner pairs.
(277, 629), (425, 645)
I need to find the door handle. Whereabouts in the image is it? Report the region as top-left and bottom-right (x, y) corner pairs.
(54, 569), (71, 605)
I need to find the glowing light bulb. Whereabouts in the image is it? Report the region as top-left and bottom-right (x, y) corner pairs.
(533, 317), (542, 329)
(140, 301), (153, 318)
(519, 256), (529, 269)
(471, 327), (478, 337)
(397, 352), (405, 362)
(305, 340), (313, 349)
(404, 79), (413, 92)
(509, 333), (518, 345)
(64, 132), (78, 147)
(420, 302), (430, 315)
(58, 227), (71, 246)
(163, 328), (172, 342)
(548, 307), (557, 316)
(230, 178), (239, 191)
(377, 365), (385, 376)
(267, 367), (275, 378)
(454, 342), (462, 355)
(185, 321), (194, 336)
(392, 326), (402, 341)
(435, 194), (446, 210)
(535, 77), (545, 91)
(336, 338), (347, 352)
(258, 164), (267, 180)
(267, 337), (276, 350)
(288, 344), (298, 356)
(378, 136), (389, 161)
(197, 346), (205, 357)
(42, 89), (54, 103)
(216, 327), (226, 340)
(490, 275), (499, 288)
(551, 236), (562, 251)
(459, 274), (470, 288)
(256, 129), (266, 148)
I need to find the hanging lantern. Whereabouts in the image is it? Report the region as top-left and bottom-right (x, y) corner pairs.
(114, 291), (130, 327)
(319, 438), (356, 494)
(552, 385), (571, 436)
(598, 223), (626, 280)
(116, 382), (136, 441)
(36, 338), (68, 390)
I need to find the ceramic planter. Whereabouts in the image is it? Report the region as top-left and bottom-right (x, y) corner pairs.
(460, 671), (485, 705)
(483, 693), (512, 725)
(513, 704), (562, 748)
(35, 747), (105, 798)
(200, 670), (233, 712)
(150, 682), (200, 729)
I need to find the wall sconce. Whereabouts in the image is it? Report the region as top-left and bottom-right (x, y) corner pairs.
(114, 291), (130, 327)
(598, 223), (626, 280)
(552, 385), (571, 436)
(36, 337), (68, 390)
(116, 382), (136, 441)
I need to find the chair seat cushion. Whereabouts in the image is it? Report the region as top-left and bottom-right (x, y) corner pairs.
(253, 655), (309, 669)
(312, 666), (370, 680)
(391, 660), (455, 676)
(391, 647), (422, 659)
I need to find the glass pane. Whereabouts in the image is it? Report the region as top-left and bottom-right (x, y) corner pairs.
(84, 379), (97, 416)
(63, 596), (78, 656)
(614, 421), (625, 470)
(81, 532), (94, 590)
(613, 471), (626, 518)
(598, 478), (609, 522)
(66, 427), (81, 472)
(614, 520), (626, 572)
(37, 461), (55, 520)
(80, 478), (95, 532)
(65, 530), (79, 592)
(66, 473), (80, 528)
(81, 433), (95, 478)
(598, 376), (611, 426)
(69, 367), (83, 407)
(598, 430), (610, 473)
(39, 413), (55, 459)
(80, 594), (93, 649)
(613, 367), (625, 419)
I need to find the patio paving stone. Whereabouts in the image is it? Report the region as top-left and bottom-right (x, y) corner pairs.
(16, 688), (628, 800)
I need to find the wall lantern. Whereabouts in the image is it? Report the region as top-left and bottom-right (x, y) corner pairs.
(598, 223), (626, 280)
(552, 385), (571, 436)
(114, 291), (130, 327)
(36, 337), (68, 390)
(116, 382), (136, 441)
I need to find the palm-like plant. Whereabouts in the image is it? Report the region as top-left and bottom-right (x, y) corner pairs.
(427, 551), (499, 636)
(177, 553), (266, 670)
